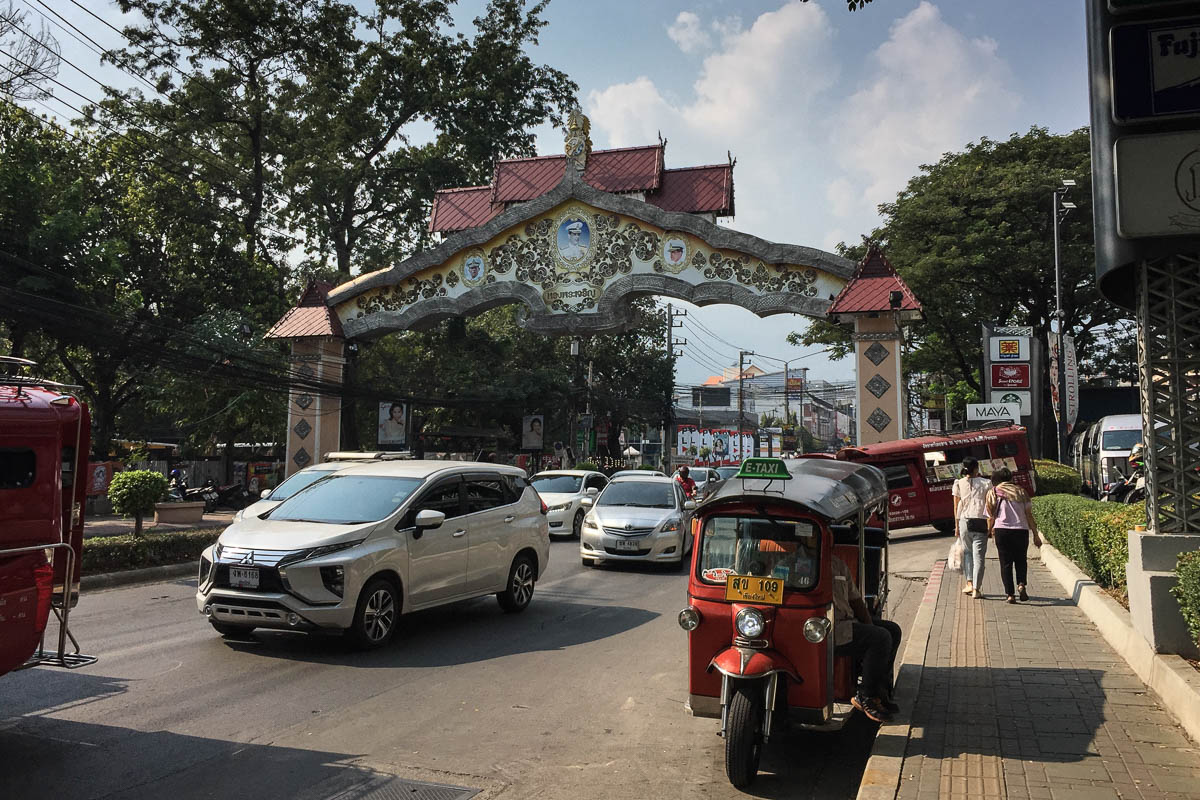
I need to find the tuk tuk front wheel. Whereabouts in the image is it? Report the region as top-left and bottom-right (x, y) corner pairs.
(725, 681), (764, 788)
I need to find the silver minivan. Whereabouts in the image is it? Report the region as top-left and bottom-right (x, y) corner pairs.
(197, 461), (550, 648)
(1082, 414), (1142, 498)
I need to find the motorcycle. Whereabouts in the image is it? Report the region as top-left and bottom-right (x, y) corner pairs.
(183, 479), (220, 513)
(1101, 466), (1144, 504)
(214, 482), (251, 511)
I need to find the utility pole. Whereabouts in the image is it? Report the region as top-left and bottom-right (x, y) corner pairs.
(1052, 181), (1075, 464)
(665, 304), (686, 469)
(738, 350), (754, 446)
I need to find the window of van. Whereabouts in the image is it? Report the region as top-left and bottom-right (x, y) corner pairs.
(1102, 430), (1142, 450)
(878, 462), (913, 489)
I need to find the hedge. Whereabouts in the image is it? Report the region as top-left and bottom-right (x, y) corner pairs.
(83, 529), (221, 574)
(1033, 459), (1082, 496)
(1171, 550), (1200, 648)
(1032, 494), (1145, 597)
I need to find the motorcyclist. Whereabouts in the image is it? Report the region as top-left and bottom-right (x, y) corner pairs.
(167, 468), (187, 501)
(674, 465), (697, 499)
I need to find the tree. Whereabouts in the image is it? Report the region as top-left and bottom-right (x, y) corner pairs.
(792, 128), (1128, 446)
(0, 1), (60, 100)
(108, 469), (167, 538)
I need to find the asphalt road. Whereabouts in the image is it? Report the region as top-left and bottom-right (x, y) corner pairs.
(1, 529), (948, 800)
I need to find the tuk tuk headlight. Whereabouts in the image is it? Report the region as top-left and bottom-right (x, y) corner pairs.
(735, 607), (766, 639)
(678, 606), (701, 631)
(803, 617), (831, 643)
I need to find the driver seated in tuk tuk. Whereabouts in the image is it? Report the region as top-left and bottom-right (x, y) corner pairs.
(832, 554), (902, 723)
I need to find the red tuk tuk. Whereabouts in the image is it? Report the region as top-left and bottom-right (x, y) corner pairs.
(0, 357), (96, 676)
(680, 457), (889, 787)
(836, 424), (1035, 533)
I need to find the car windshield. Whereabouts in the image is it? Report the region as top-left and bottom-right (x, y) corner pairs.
(716, 467), (740, 480)
(1102, 430), (1142, 451)
(697, 515), (820, 591)
(598, 481), (676, 508)
(531, 474), (583, 494)
(270, 475), (423, 524)
(267, 469), (334, 501)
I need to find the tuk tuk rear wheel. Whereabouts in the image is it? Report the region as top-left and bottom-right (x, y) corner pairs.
(725, 682), (764, 788)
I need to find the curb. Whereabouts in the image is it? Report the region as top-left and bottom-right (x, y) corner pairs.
(1038, 541), (1200, 746)
(856, 559), (946, 800)
(82, 561), (199, 591)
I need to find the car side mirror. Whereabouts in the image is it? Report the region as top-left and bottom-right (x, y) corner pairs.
(586, 487), (599, 496)
(260, 489), (270, 499)
(580, 496), (594, 508)
(414, 509), (445, 530)
(683, 500), (697, 511)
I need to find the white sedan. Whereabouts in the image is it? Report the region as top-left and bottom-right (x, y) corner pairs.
(529, 470), (609, 538)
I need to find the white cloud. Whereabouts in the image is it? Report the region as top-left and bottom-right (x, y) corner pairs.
(833, 1), (1022, 214)
(667, 11), (711, 54)
(826, 178), (856, 219)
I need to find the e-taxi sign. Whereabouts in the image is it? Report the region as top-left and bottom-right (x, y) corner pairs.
(1111, 16), (1200, 122)
(735, 458), (792, 481)
(989, 336), (1029, 362)
(991, 364), (1031, 389)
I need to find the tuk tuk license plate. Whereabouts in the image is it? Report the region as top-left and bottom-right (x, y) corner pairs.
(229, 567), (259, 589)
(725, 575), (784, 605)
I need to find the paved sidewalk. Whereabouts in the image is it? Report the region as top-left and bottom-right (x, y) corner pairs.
(84, 511), (233, 538)
(896, 550), (1200, 800)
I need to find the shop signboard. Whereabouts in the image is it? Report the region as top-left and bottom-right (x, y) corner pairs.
(991, 363), (1031, 389)
(989, 336), (1030, 362)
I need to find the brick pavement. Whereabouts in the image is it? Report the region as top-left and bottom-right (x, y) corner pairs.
(896, 551), (1200, 800)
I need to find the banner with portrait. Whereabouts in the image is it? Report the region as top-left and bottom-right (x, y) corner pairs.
(522, 414), (544, 450)
(377, 401), (408, 446)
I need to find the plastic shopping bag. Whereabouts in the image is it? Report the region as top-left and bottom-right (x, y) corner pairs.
(947, 536), (964, 571)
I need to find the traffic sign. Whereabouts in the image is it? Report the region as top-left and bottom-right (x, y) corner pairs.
(1115, 130), (1200, 237)
(1112, 16), (1200, 122)
(991, 364), (1031, 389)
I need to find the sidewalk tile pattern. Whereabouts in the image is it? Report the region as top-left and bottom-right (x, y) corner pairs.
(897, 554), (1200, 800)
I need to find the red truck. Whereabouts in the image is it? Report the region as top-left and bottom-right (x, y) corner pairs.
(0, 358), (96, 676)
(836, 425), (1036, 533)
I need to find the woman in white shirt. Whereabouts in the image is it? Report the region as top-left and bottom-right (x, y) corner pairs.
(952, 456), (991, 598)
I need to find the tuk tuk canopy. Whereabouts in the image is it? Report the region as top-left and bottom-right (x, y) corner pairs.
(703, 457), (888, 523)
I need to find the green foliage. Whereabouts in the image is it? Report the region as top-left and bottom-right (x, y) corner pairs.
(573, 460), (598, 471)
(1171, 550), (1200, 648)
(1032, 494), (1144, 596)
(636, 464), (658, 470)
(83, 529), (221, 574)
(107, 470), (169, 538)
(1033, 459), (1082, 496)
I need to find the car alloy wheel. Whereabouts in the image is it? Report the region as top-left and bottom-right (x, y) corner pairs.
(572, 509), (585, 538)
(497, 555), (535, 613)
(349, 577), (399, 649)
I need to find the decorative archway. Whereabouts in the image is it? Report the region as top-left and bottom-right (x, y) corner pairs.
(268, 112), (919, 473)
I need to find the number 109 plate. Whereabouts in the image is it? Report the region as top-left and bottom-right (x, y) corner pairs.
(725, 575), (784, 605)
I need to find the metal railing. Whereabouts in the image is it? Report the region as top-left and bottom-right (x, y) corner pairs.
(3, 542), (97, 670)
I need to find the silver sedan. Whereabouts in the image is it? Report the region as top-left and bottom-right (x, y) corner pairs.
(579, 476), (695, 568)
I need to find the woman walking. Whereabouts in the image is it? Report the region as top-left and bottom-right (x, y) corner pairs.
(952, 457), (991, 598)
(986, 467), (1043, 604)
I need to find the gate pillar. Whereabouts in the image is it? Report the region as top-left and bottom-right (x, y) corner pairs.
(266, 282), (346, 478)
(828, 247), (922, 445)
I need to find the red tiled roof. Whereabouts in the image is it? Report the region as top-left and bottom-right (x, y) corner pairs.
(428, 185), (503, 234)
(265, 281), (344, 339)
(491, 145), (663, 204)
(646, 164), (734, 216)
(827, 248), (921, 315)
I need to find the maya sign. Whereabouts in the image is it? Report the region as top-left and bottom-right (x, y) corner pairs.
(967, 403), (1021, 423)
(991, 363), (1031, 389)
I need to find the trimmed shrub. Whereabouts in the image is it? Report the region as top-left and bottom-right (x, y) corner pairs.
(1171, 550), (1200, 648)
(108, 470), (168, 537)
(573, 461), (598, 471)
(637, 463), (659, 470)
(83, 529), (221, 574)
(1033, 459), (1082, 496)
(1032, 494), (1145, 597)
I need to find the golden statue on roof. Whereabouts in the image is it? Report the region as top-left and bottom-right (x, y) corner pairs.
(564, 107), (592, 172)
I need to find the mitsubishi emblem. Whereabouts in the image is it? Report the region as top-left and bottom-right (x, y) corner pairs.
(238, 551), (255, 565)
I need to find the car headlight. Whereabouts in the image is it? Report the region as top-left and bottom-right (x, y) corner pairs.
(548, 502), (571, 512)
(803, 617), (831, 643)
(678, 606), (701, 631)
(278, 539), (365, 567)
(660, 518), (681, 532)
(583, 516), (598, 530)
(735, 607), (766, 638)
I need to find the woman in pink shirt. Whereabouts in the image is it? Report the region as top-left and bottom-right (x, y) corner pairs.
(986, 467), (1042, 604)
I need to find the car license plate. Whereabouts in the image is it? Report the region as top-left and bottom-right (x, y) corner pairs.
(725, 575), (784, 605)
(613, 538), (641, 552)
(229, 566), (259, 589)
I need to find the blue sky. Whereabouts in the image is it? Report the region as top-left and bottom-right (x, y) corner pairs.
(27, 0), (1091, 388)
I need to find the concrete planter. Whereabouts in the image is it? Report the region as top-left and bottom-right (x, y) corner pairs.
(153, 502), (205, 524)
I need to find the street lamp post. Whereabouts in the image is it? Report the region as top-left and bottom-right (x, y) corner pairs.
(1052, 180), (1076, 464)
